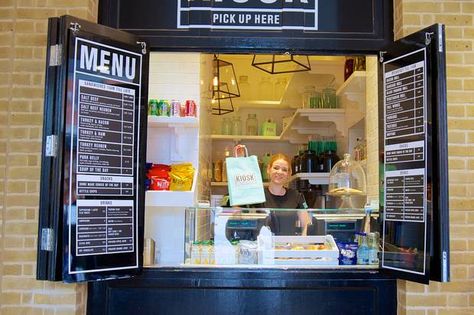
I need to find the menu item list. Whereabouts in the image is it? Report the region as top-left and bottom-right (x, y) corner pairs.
(76, 79), (134, 196)
(76, 199), (134, 256)
(383, 51), (427, 223)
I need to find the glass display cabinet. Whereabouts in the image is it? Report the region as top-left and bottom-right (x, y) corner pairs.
(184, 206), (380, 269)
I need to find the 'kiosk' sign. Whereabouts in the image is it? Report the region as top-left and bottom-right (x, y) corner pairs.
(178, 0), (318, 30)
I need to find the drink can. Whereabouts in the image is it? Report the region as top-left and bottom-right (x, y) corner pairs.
(170, 100), (181, 117)
(185, 99), (197, 117)
(157, 99), (170, 116)
(148, 99), (159, 116)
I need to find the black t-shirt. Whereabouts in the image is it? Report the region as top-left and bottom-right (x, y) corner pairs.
(222, 188), (307, 235)
(259, 188), (307, 235)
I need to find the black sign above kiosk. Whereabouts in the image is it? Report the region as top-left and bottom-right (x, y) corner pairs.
(178, 0), (318, 30)
(98, 0), (393, 52)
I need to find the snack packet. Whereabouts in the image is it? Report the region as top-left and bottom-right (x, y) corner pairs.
(169, 163), (195, 191)
(148, 164), (171, 190)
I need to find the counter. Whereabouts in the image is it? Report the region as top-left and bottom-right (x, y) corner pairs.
(87, 267), (397, 315)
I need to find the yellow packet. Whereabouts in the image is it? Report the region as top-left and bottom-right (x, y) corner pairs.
(169, 163), (195, 191)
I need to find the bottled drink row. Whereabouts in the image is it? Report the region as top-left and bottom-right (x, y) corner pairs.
(293, 140), (340, 174)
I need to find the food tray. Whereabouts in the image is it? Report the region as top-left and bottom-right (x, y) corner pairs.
(258, 235), (339, 266)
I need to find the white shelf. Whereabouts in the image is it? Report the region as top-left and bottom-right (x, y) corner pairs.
(211, 135), (281, 142)
(148, 115), (199, 128)
(336, 71), (366, 103)
(279, 109), (346, 144)
(290, 172), (330, 185)
(145, 172), (198, 207)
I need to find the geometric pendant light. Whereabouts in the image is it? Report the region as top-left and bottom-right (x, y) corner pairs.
(252, 54), (311, 74)
(211, 54), (239, 115)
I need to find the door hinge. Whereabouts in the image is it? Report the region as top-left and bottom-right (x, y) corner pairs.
(45, 135), (58, 157)
(379, 51), (386, 63)
(41, 228), (55, 252)
(438, 25), (444, 53)
(69, 22), (81, 34)
(442, 251), (449, 281)
(49, 44), (62, 66)
(137, 41), (147, 54)
(425, 32), (434, 46)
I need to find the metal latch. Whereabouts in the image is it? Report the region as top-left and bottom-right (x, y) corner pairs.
(41, 228), (55, 251)
(45, 135), (58, 157)
(49, 44), (62, 66)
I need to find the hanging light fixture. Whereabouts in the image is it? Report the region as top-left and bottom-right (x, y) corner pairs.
(212, 54), (240, 100)
(251, 54), (311, 74)
(211, 82), (235, 115)
(211, 54), (240, 115)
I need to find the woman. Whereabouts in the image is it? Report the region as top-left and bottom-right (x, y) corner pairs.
(262, 153), (311, 235)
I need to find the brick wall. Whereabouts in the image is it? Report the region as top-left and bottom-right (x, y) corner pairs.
(0, 1), (97, 314)
(394, 1), (474, 314)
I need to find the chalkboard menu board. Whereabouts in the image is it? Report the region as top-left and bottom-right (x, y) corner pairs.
(382, 49), (428, 276)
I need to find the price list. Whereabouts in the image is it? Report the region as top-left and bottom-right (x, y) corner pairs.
(76, 199), (134, 256)
(385, 169), (425, 222)
(76, 80), (135, 196)
(383, 50), (427, 224)
(385, 60), (425, 140)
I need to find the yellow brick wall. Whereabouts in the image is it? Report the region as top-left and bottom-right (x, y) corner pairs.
(0, 1), (97, 315)
(394, 1), (474, 314)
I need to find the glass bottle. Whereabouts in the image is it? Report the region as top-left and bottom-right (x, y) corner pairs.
(231, 115), (242, 135)
(368, 232), (380, 265)
(245, 113), (258, 136)
(357, 233), (369, 265)
(324, 141), (339, 172)
(221, 117), (232, 135)
(301, 150), (318, 173)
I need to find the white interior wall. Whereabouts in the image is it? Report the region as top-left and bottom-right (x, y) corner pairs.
(145, 52), (202, 265)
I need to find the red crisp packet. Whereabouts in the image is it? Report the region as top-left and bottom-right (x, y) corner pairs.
(147, 164), (171, 190)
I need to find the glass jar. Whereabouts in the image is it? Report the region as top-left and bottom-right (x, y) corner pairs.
(221, 117), (232, 135)
(310, 90), (322, 108)
(302, 85), (316, 108)
(322, 87), (337, 108)
(231, 116), (242, 135)
(245, 113), (258, 136)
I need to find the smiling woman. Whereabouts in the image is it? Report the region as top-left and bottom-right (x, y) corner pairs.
(261, 153), (312, 235)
